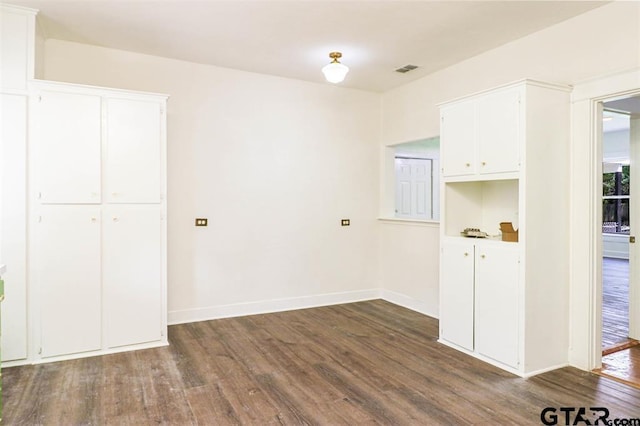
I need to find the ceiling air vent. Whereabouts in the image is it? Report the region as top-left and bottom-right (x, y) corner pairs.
(395, 64), (419, 73)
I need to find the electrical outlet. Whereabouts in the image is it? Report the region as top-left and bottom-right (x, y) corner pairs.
(195, 218), (208, 227)
(341, 219), (350, 226)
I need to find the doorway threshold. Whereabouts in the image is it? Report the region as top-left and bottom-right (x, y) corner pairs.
(603, 338), (639, 356)
(594, 340), (640, 389)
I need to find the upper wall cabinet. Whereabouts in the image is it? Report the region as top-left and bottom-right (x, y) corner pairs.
(106, 98), (163, 203)
(440, 85), (521, 180)
(34, 89), (103, 203)
(31, 81), (167, 204)
(0, 5), (36, 92)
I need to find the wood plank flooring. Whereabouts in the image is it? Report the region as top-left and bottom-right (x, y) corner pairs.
(603, 257), (630, 349)
(598, 344), (640, 390)
(4, 300), (640, 425)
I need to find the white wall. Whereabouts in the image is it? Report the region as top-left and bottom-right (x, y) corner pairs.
(43, 40), (382, 323)
(378, 2), (640, 318)
(40, 1), (640, 343)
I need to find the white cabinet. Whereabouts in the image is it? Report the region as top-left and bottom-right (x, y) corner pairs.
(440, 85), (520, 179)
(34, 90), (102, 204)
(440, 240), (519, 369)
(0, 4), (36, 365)
(30, 81), (168, 363)
(474, 244), (519, 368)
(37, 206), (102, 358)
(0, 93), (28, 362)
(103, 206), (162, 348)
(106, 98), (162, 203)
(0, 5), (36, 92)
(440, 100), (476, 177)
(440, 240), (475, 351)
(439, 80), (571, 377)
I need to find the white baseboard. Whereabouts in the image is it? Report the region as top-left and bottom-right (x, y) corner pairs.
(380, 289), (438, 319)
(168, 289), (382, 325)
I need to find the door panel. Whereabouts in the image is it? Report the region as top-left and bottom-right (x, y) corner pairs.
(441, 101), (476, 177)
(629, 115), (640, 340)
(0, 93), (28, 361)
(475, 245), (519, 368)
(440, 240), (475, 351)
(106, 98), (162, 203)
(477, 88), (520, 175)
(38, 206), (102, 357)
(36, 91), (102, 203)
(103, 206), (162, 348)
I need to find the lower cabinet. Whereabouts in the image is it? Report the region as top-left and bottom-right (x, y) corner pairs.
(103, 206), (162, 348)
(439, 240), (475, 351)
(440, 239), (520, 369)
(37, 206), (102, 358)
(35, 205), (165, 360)
(474, 244), (519, 368)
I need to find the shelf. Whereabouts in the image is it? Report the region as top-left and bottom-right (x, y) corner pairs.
(443, 179), (519, 238)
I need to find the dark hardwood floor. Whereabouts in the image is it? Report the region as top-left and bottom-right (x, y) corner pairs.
(603, 257), (630, 349)
(4, 300), (640, 425)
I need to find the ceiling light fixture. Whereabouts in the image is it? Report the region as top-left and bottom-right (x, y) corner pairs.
(322, 52), (349, 83)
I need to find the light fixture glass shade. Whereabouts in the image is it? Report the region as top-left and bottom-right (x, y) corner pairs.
(322, 61), (349, 83)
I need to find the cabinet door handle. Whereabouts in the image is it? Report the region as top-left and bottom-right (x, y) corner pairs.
(465, 163), (471, 167)
(112, 217), (119, 222)
(90, 217), (97, 223)
(464, 252), (469, 257)
(481, 162), (486, 166)
(481, 254), (486, 259)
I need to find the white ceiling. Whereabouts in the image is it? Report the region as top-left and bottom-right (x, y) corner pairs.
(604, 96), (640, 133)
(6, 0), (609, 92)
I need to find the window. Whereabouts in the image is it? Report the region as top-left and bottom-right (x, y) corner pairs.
(603, 164), (629, 234)
(602, 109), (631, 235)
(393, 137), (439, 220)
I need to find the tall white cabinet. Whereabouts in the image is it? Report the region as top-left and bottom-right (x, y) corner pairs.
(29, 81), (168, 361)
(1, 4), (168, 365)
(438, 80), (571, 377)
(0, 4), (37, 364)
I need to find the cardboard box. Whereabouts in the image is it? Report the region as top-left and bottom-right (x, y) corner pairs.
(500, 222), (519, 242)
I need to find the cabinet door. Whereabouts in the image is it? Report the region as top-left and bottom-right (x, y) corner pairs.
(475, 245), (519, 368)
(440, 240), (475, 351)
(0, 93), (28, 361)
(38, 206), (102, 358)
(35, 91), (102, 203)
(103, 206), (163, 348)
(106, 98), (162, 203)
(441, 100), (476, 177)
(477, 88), (520, 175)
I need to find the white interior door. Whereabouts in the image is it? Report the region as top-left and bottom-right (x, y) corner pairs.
(395, 157), (433, 219)
(629, 115), (640, 340)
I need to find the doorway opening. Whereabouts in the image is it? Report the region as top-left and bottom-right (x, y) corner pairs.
(598, 95), (640, 387)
